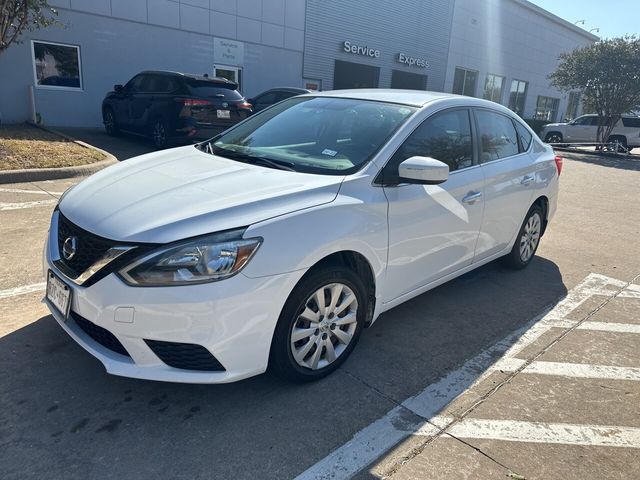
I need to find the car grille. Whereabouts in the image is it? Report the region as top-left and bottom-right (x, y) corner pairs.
(71, 312), (130, 357)
(56, 213), (118, 279)
(144, 340), (226, 372)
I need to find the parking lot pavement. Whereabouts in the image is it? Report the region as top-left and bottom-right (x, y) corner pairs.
(54, 127), (154, 161)
(0, 151), (639, 480)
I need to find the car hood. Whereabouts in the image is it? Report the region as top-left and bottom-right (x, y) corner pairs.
(59, 146), (344, 243)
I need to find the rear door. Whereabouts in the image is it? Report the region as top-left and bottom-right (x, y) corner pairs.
(473, 109), (536, 261)
(382, 108), (485, 302)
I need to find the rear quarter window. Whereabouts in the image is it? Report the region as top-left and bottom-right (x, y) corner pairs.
(622, 117), (640, 128)
(514, 121), (533, 152)
(186, 80), (243, 100)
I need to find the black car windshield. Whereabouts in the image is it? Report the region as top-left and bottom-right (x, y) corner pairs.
(206, 97), (416, 175)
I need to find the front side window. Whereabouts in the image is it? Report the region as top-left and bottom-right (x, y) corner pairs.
(32, 41), (82, 89)
(572, 115), (595, 126)
(483, 74), (505, 103)
(508, 80), (528, 116)
(383, 109), (474, 182)
(209, 97), (416, 175)
(452, 68), (478, 97)
(534, 96), (560, 122)
(476, 110), (519, 162)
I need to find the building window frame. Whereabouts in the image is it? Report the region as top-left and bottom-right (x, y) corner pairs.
(483, 73), (505, 103)
(31, 40), (83, 91)
(534, 95), (560, 122)
(452, 67), (478, 97)
(508, 79), (528, 116)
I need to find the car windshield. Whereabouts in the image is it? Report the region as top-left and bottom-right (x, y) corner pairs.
(204, 97), (416, 175)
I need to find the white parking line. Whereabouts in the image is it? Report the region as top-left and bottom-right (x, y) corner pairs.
(0, 188), (64, 196)
(494, 358), (640, 381)
(0, 200), (57, 211)
(438, 418), (640, 449)
(294, 273), (628, 480)
(547, 320), (640, 334)
(0, 282), (46, 300)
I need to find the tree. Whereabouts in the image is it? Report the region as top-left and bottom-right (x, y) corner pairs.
(0, 0), (58, 56)
(549, 36), (640, 147)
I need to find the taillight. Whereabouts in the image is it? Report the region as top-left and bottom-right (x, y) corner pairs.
(554, 155), (563, 176)
(238, 102), (252, 109)
(178, 98), (212, 107)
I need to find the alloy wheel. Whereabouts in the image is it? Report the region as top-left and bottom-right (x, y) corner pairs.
(104, 111), (115, 134)
(290, 283), (358, 370)
(153, 120), (167, 148)
(519, 212), (541, 262)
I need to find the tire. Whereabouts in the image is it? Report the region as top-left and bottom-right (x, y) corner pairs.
(151, 117), (169, 149)
(544, 132), (563, 144)
(270, 266), (368, 382)
(103, 108), (119, 136)
(606, 135), (628, 153)
(501, 205), (544, 270)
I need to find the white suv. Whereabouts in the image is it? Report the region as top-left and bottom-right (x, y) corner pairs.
(541, 114), (640, 150)
(44, 90), (561, 384)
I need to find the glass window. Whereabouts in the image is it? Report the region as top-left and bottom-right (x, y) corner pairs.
(32, 41), (81, 89)
(387, 109), (474, 178)
(572, 115), (596, 126)
(211, 97), (416, 175)
(622, 117), (640, 128)
(508, 80), (528, 116)
(255, 91), (278, 105)
(186, 79), (243, 100)
(514, 121), (533, 152)
(452, 68), (478, 97)
(476, 110), (520, 162)
(534, 96), (560, 122)
(483, 74), (504, 103)
(566, 92), (581, 121)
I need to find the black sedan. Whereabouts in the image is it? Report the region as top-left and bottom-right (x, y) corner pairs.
(102, 71), (252, 148)
(247, 87), (311, 114)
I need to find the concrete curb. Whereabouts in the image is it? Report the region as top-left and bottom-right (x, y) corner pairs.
(0, 124), (118, 185)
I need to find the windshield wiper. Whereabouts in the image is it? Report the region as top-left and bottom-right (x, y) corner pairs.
(212, 147), (297, 172)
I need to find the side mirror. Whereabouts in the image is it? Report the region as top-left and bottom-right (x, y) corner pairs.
(114, 84), (124, 93)
(398, 156), (449, 185)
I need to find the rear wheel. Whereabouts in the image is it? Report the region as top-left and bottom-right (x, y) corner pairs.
(502, 205), (544, 269)
(270, 267), (367, 382)
(544, 132), (563, 144)
(606, 135), (628, 153)
(151, 117), (169, 149)
(103, 108), (119, 136)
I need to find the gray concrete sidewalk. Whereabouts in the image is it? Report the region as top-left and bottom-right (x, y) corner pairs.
(54, 127), (154, 161)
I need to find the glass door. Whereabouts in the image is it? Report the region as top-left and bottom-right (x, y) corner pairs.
(213, 65), (242, 91)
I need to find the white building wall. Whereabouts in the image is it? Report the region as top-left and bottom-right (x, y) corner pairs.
(446, 0), (597, 120)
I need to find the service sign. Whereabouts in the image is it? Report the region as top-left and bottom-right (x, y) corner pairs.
(343, 40), (380, 58)
(214, 38), (245, 66)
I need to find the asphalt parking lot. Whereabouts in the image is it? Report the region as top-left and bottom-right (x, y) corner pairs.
(1, 138), (639, 479)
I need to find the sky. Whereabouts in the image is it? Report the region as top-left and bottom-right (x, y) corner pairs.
(529, 0), (639, 39)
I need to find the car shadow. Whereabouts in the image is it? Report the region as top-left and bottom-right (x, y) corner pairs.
(558, 150), (640, 172)
(0, 256), (566, 480)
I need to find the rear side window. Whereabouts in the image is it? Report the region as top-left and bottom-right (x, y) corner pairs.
(476, 110), (519, 162)
(390, 108), (474, 174)
(514, 121), (533, 152)
(147, 75), (178, 93)
(186, 80), (243, 100)
(622, 117), (640, 128)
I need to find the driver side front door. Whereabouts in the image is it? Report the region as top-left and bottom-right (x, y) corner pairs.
(381, 108), (485, 303)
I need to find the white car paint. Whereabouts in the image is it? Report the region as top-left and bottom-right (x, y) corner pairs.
(44, 90), (559, 383)
(541, 114), (640, 147)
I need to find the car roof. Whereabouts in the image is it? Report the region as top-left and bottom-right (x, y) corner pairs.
(139, 70), (236, 85)
(308, 89), (508, 108)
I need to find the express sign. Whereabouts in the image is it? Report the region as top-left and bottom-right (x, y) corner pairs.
(397, 53), (429, 69)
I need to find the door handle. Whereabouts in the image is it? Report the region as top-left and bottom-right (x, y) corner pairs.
(520, 175), (535, 186)
(462, 191), (483, 205)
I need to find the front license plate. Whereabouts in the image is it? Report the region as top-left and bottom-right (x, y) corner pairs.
(216, 109), (230, 119)
(47, 270), (72, 319)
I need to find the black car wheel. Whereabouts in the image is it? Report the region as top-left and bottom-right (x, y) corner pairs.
(103, 108), (119, 136)
(270, 266), (367, 382)
(544, 132), (563, 144)
(151, 117), (169, 149)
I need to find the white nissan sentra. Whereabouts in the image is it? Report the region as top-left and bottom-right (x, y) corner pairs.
(44, 90), (562, 383)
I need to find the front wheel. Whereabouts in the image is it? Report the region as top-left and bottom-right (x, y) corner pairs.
(544, 132), (563, 145)
(270, 267), (367, 382)
(103, 108), (119, 136)
(502, 205), (544, 269)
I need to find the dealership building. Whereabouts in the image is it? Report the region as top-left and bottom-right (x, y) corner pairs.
(0, 0), (597, 128)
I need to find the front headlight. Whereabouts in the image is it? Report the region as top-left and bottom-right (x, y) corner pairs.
(118, 230), (262, 286)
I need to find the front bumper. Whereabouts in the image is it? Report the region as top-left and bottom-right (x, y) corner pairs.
(44, 235), (306, 383)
